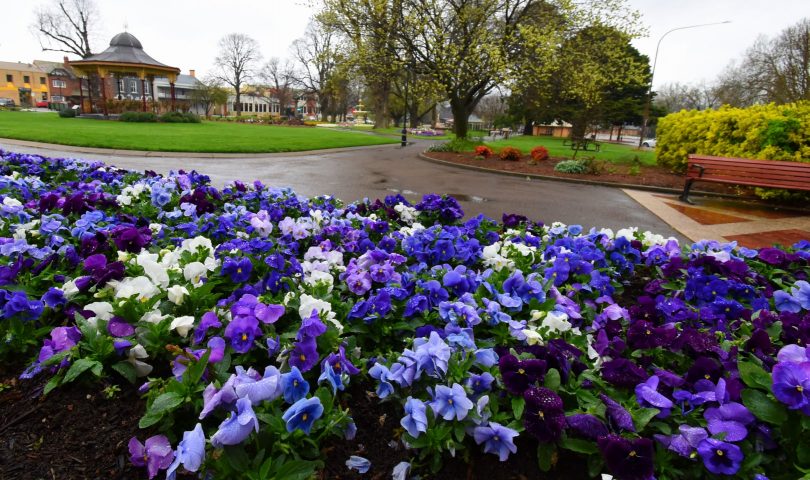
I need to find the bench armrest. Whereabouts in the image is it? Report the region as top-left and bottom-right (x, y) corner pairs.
(689, 163), (705, 177)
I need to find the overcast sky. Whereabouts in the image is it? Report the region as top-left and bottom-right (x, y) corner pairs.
(1, 0), (808, 89)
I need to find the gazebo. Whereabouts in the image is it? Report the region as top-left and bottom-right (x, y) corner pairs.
(69, 32), (181, 116)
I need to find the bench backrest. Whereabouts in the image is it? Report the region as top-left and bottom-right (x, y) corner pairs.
(687, 154), (810, 191)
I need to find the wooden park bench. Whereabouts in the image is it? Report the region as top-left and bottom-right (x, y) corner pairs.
(564, 136), (601, 152)
(680, 154), (810, 203)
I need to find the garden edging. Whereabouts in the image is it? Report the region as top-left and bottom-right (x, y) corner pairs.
(0, 137), (400, 158)
(418, 151), (738, 199)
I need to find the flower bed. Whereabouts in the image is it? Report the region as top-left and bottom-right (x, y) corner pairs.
(1, 149), (809, 479)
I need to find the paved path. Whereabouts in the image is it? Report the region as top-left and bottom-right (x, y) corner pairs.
(0, 139), (684, 238)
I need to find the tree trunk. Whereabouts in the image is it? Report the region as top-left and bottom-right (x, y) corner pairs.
(523, 120), (533, 136)
(450, 99), (472, 138)
(409, 102), (420, 128)
(235, 90), (241, 117)
(431, 104), (438, 128)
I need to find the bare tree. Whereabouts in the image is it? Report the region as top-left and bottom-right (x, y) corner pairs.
(654, 81), (720, 113)
(474, 94), (507, 128)
(214, 33), (261, 117)
(260, 57), (296, 118)
(190, 76), (229, 118)
(715, 19), (810, 106)
(291, 20), (340, 120)
(31, 0), (99, 58)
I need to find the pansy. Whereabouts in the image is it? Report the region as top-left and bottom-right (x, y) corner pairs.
(523, 387), (566, 442)
(281, 366), (311, 404)
(166, 424), (205, 480)
(473, 421), (519, 461)
(696, 438), (743, 475)
(597, 435), (654, 480)
(282, 396), (324, 434)
(210, 397), (259, 447)
(128, 435), (174, 479)
(401, 396), (429, 438)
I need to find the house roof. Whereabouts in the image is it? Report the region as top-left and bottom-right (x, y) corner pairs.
(153, 74), (201, 88)
(70, 32), (180, 74)
(0, 61), (47, 73)
(33, 60), (78, 78)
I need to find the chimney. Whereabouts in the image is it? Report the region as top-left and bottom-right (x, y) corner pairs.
(189, 69), (196, 78)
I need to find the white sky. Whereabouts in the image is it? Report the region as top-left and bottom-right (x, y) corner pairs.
(0, 0), (808, 89)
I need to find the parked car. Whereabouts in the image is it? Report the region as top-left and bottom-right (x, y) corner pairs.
(641, 138), (656, 148)
(36, 100), (49, 108)
(0, 98), (15, 107)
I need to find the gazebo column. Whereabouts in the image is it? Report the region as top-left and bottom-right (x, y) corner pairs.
(78, 77), (84, 115)
(87, 76), (94, 113)
(170, 82), (176, 112)
(140, 77), (147, 112)
(149, 76), (156, 112)
(98, 69), (109, 117)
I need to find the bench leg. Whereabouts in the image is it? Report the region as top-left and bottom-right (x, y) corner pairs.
(679, 179), (696, 204)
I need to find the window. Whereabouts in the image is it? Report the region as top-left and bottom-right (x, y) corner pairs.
(42, 93), (48, 100)
(23, 75), (30, 83)
(40, 77), (46, 84)
(130, 80), (138, 94)
(52, 79), (66, 88)
(5, 74), (11, 82)
(144, 82), (150, 95)
(51, 95), (64, 102)
(118, 79), (125, 93)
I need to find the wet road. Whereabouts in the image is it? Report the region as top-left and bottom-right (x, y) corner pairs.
(0, 139), (682, 238)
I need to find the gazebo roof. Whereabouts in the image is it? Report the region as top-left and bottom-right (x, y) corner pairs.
(69, 31), (180, 77)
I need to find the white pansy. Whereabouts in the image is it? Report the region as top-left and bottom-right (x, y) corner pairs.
(117, 194), (132, 206)
(305, 270), (334, 292)
(394, 203), (418, 224)
(128, 344), (153, 377)
(3, 197), (22, 207)
(522, 328), (544, 346)
(615, 227), (638, 241)
(136, 255), (169, 288)
(167, 285), (190, 305)
(117, 251), (131, 262)
(298, 293), (342, 333)
(84, 301), (114, 325)
(183, 262), (208, 284)
(112, 276), (159, 301)
(179, 236), (214, 255)
(62, 279), (79, 299)
(149, 223), (163, 235)
(141, 309), (168, 324)
(542, 311), (571, 333)
(170, 316), (195, 337)
(599, 228), (615, 238)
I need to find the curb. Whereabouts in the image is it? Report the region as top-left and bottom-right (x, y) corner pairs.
(0, 137), (401, 159)
(417, 152), (740, 199)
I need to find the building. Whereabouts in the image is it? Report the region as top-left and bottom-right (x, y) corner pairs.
(34, 58), (83, 108)
(0, 61), (49, 107)
(532, 120), (572, 138)
(153, 72), (203, 113)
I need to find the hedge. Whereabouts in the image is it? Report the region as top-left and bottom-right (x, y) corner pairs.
(657, 102), (810, 173)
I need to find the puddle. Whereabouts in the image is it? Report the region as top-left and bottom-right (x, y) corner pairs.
(447, 193), (488, 203)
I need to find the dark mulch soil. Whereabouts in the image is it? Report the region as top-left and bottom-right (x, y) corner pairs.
(321, 381), (591, 480)
(0, 370), (592, 480)
(0, 371), (145, 480)
(427, 152), (751, 197)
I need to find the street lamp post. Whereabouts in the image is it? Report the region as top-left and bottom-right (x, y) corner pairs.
(638, 21), (731, 147)
(401, 67), (409, 148)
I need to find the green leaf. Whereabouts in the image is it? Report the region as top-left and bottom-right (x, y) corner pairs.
(43, 374), (61, 395)
(544, 368), (561, 391)
(149, 391), (185, 415)
(738, 360), (772, 390)
(511, 396), (525, 420)
(272, 459), (320, 480)
(63, 358), (98, 384)
(314, 387), (333, 415)
(111, 361), (136, 384)
(742, 389), (787, 425)
(138, 412), (163, 429)
(184, 348), (211, 385)
(633, 408), (660, 432)
(560, 436), (598, 454)
(536, 443), (554, 472)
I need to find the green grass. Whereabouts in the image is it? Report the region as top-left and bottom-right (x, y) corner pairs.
(345, 125), (489, 141)
(0, 111), (399, 153)
(484, 135), (656, 165)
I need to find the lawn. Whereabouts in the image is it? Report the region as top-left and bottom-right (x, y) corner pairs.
(0, 111), (399, 153)
(345, 125), (489, 141)
(485, 135), (657, 165)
